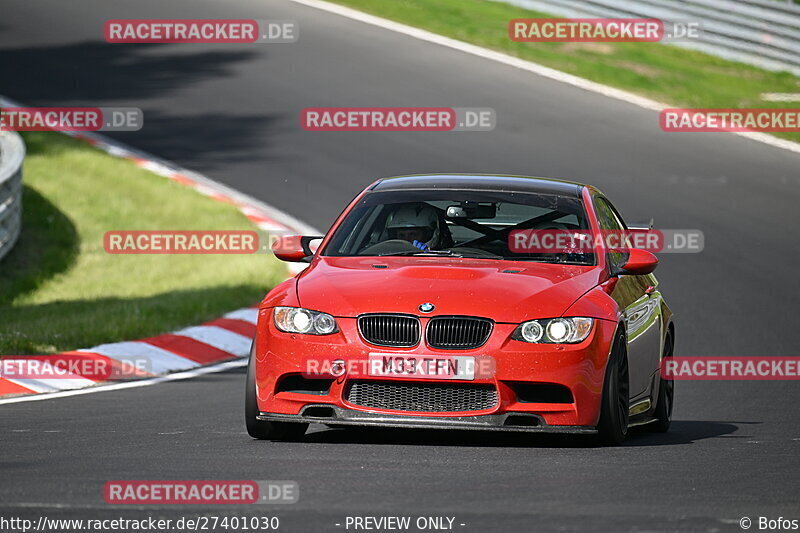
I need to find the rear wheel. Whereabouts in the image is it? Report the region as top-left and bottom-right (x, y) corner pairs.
(648, 332), (674, 433)
(245, 342), (308, 441)
(597, 331), (630, 446)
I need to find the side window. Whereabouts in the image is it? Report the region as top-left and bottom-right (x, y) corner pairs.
(593, 197), (628, 271)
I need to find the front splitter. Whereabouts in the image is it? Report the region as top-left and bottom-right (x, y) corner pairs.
(259, 404), (597, 434)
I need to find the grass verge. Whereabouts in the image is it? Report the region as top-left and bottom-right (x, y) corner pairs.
(328, 0), (800, 142)
(0, 132), (286, 354)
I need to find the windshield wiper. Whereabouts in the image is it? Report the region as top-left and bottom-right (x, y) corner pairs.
(456, 251), (505, 260)
(377, 249), (510, 260)
(513, 256), (592, 265)
(375, 250), (588, 264)
(376, 250), (463, 257)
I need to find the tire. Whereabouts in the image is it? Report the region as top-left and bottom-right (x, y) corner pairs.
(245, 342), (308, 441)
(647, 332), (674, 433)
(597, 331), (630, 446)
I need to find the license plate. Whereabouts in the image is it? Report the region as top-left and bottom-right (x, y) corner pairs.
(368, 353), (475, 380)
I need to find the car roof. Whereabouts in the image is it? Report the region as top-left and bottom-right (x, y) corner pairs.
(371, 174), (586, 198)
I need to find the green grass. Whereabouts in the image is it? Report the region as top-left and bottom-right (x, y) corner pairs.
(329, 0), (800, 142)
(0, 132), (286, 354)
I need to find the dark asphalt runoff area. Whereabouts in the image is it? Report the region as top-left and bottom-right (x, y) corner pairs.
(2, 0), (800, 531)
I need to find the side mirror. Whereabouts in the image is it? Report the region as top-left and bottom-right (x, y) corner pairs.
(272, 235), (324, 263)
(616, 248), (658, 275)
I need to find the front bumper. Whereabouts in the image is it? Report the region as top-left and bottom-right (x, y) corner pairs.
(254, 310), (618, 429)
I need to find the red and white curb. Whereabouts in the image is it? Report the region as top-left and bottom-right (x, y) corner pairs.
(0, 308), (258, 397)
(0, 95), (319, 402)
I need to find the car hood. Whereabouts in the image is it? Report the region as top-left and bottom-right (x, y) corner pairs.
(296, 257), (603, 322)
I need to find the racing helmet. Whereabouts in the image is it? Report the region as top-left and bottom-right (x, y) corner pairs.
(385, 203), (441, 248)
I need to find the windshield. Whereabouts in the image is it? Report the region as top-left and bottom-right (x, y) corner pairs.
(322, 189), (595, 265)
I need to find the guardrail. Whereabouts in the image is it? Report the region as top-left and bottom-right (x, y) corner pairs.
(498, 0), (800, 76)
(0, 131), (25, 262)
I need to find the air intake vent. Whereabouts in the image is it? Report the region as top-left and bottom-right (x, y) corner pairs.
(346, 380), (498, 412)
(275, 375), (333, 396)
(426, 316), (493, 350)
(358, 314), (420, 347)
(508, 382), (574, 404)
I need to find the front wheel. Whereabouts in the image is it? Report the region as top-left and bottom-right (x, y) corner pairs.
(245, 342), (308, 441)
(596, 331), (630, 446)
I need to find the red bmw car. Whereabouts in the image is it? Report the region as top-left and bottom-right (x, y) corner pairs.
(246, 175), (674, 445)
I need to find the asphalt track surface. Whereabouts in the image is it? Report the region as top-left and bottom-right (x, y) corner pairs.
(2, 0), (800, 531)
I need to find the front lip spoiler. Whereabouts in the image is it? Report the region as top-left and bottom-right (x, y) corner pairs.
(258, 405), (597, 434)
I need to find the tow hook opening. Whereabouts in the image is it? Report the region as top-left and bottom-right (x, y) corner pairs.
(504, 414), (541, 427)
(301, 406), (337, 418)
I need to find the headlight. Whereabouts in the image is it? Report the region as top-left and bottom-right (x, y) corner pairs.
(512, 317), (593, 344)
(273, 307), (339, 335)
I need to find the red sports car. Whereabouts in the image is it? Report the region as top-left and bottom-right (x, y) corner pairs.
(246, 175), (674, 444)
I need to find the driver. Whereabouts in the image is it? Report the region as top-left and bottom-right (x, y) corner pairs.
(385, 204), (441, 251)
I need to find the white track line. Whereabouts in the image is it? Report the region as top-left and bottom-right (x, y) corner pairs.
(289, 0), (800, 156)
(0, 360), (247, 405)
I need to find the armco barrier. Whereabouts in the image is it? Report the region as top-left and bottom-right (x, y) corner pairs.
(0, 131), (25, 262)
(499, 0), (800, 76)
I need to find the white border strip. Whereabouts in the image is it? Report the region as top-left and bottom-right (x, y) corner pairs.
(289, 0), (800, 156)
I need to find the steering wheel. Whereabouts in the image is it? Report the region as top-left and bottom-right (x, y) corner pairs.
(359, 239), (419, 255)
(536, 222), (570, 230)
